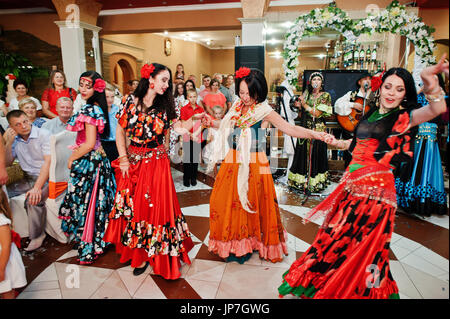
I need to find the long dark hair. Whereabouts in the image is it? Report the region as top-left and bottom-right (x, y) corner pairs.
(234, 68), (267, 104)
(79, 71), (110, 139)
(134, 63), (177, 121)
(183, 80), (196, 99)
(381, 67), (418, 109)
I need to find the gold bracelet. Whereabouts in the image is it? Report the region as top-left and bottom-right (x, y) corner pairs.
(424, 88), (445, 102)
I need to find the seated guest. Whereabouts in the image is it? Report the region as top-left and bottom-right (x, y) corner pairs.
(41, 70), (77, 119)
(41, 97), (74, 135)
(2, 79), (42, 116)
(3, 110), (51, 252)
(18, 98), (47, 128)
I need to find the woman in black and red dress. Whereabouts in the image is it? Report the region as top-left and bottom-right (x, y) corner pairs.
(278, 56), (449, 299)
(103, 63), (195, 280)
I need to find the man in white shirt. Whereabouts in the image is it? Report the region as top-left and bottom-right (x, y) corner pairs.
(4, 110), (51, 251)
(42, 97), (74, 135)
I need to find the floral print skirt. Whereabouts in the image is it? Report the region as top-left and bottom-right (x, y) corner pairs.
(59, 148), (116, 265)
(103, 144), (193, 280)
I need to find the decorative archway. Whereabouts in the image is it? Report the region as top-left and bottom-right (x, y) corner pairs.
(282, 1), (436, 88)
(108, 53), (138, 95)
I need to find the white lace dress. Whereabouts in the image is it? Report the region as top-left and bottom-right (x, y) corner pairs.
(0, 213), (27, 293)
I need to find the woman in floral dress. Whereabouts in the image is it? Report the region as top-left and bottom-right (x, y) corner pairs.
(59, 71), (116, 265)
(288, 72), (332, 193)
(278, 56), (448, 299)
(103, 63), (195, 279)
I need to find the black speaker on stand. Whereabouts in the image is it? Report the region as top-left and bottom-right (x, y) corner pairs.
(234, 45), (265, 72)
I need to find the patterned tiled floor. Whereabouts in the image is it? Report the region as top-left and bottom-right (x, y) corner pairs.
(14, 167), (449, 300)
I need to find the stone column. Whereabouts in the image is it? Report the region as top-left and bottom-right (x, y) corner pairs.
(52, 0), (102, 88)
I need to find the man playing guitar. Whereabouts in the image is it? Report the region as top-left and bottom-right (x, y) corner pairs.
(334, 72), (375, 166)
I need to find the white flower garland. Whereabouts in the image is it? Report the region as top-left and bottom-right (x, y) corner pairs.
(283, 1), (436, 87)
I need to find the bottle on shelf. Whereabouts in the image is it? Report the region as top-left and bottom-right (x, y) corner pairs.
(365, 45), (371, 64)
(353, 44), (359, 70)
(359, 45), (365, 69)
(371, 44), (377, 62)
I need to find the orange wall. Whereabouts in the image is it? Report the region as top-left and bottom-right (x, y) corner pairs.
(102, 33), (235, 86)
(419, 8), (449, 40)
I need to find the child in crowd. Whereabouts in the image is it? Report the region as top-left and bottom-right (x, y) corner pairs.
(101, 84), (120, 162)
(0, 139), (27, 299)
(202, 105), (225, 164)
(180, 89), (206, 187)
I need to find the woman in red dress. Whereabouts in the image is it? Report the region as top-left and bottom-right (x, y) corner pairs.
(41, 70), (77, 119)
(278, 56), (449, 299)
(103, 63), (196, 280)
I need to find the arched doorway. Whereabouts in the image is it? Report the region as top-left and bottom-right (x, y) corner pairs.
(113, 59), (134, 95)
(109, 53), (138, 96)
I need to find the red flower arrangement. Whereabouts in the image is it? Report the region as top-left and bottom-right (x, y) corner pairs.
(93, 78), (106, 93)
(141, 63), (155, 79)
(235, 67), (251, 79)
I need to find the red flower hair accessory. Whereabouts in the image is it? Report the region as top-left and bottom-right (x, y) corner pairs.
(371, 71), (385, 92)
(141, 63), (155, 79)
(93, 78), (106, 93)
(235, 67), (251, 79)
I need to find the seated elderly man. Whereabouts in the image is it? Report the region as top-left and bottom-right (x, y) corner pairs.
(3, 110), (51, 251)
(41, 96), (74, 135)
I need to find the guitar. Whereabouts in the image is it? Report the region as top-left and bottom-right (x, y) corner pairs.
(336, 97), (370, 132)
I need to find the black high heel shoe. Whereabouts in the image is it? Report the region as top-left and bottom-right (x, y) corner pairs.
(133, 262), (149, 276)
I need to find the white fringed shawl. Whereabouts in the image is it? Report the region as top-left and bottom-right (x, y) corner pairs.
(206, 98), (273, 213)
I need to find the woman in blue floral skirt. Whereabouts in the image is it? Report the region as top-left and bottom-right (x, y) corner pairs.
(58, 71), (116, 264)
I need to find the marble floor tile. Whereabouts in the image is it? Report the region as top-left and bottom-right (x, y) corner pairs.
(32, 263), (58, 283)
(117, 269), (150, 296)
(400, 253), (448, 279)
(216, 263), (286, 299)
(185, 259), (227, 283)
(17, 288), (62, 299)
(390, 261), (423, 299)
(55, 262), (113, 299)
(133, 275), (167, 299)
(90, 270), (132, 299)
(401, 263), (449, 299)
(412, 246), (449, 273)
(185, 278), (221, 299)
(23, 280), (60, 293)
(56, 250), (79, 262)
(391, 244), (413, 260)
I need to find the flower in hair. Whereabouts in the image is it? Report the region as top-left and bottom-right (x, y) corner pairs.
(93, 78), (106, 93)
(235, 67), (251, 79)
(371, 71), (385, 92)
(141, 63), (155, 79)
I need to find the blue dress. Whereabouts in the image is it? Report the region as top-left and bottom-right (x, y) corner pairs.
(58, 104), (117, 264)
(395, 93), (447, 216)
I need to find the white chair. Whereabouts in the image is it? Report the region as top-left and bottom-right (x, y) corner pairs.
(45, 131), (76, 243)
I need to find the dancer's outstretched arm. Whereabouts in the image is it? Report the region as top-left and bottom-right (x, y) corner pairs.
(264, 110), (331, 141)
(409, 54), (448, 129)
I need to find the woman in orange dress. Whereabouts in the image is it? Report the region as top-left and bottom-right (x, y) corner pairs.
(204, 68), (333, 264)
